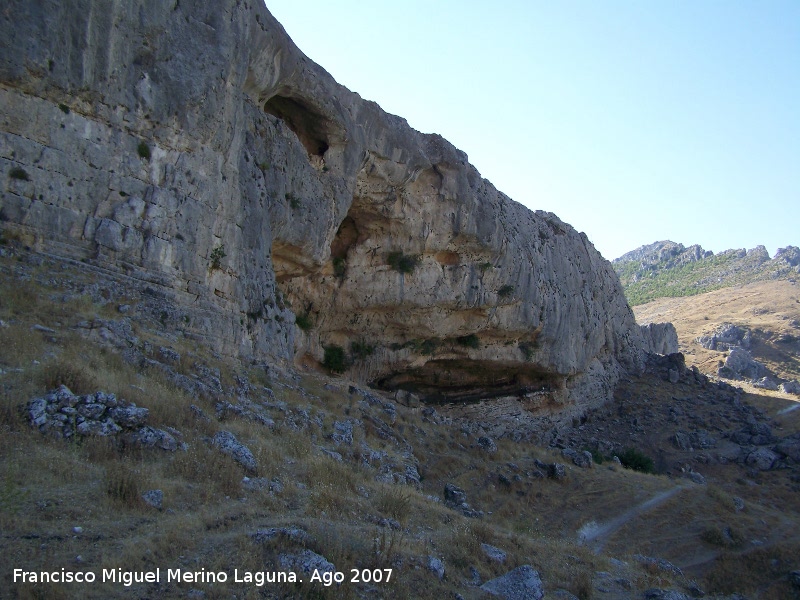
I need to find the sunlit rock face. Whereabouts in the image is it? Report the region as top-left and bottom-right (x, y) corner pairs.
(0, 0), (644, 421)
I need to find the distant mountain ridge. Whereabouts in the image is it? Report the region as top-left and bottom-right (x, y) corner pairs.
(613, 240), (800, 306)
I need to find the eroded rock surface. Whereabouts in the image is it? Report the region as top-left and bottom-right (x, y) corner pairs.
(1, 0), (644, 421)
(640, 322), (679, 355)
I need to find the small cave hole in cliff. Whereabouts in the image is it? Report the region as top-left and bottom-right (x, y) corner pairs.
(330, 216), (359, 260)
(263, 95), (330, 157)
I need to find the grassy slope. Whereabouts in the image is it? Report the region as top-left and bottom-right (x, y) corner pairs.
(1, 238), (799, 599)
(615, 247), (794, 307)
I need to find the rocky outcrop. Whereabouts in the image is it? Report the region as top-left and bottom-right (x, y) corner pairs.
(696, 323), (751, 351)
(27, 385), (179, 450)
(640, 322), (679, 355)
(719, 347), (766, 380)
(1, 1), (644, 419)
(615, 240), (800, 305)
(480, 565), (545, 600)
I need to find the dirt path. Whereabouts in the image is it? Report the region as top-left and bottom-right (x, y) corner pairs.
(578, 485), (688, 552)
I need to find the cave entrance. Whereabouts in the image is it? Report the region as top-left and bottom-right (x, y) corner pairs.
(373, 359), (563, 404)
(263, 94), (331, 158)
(330, 216), (359, 260)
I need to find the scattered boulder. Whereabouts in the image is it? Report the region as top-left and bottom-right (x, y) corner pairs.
(643, 590), (692, 600)
(775, 436), (800, 462)
(535, 458), (568, 479)
(732, 421), (775, 446)
(672, 431), (692, 451)
(779, 381), (800, 395)
(242, 477), (284, 494)
(719, 347), (765, 380)
(443, 483), (482, 518)
(790, 570), (800, 588)
(278, 550), (335, 575)
(394, 389), (421, 408)
(480, 565), (544, 600)
(745, 448), (778, 471)
(561, 448), (593, 468)
(251, 527), (313, 545)
(331, 419), (359, 445)
(697, 323), (751, 351)
(481, 543), (507, 563)
(634, 555), (683, 578)
(427, 556), (445, 580)
(211, 431), (257, 472)
(141, 489), (163, 510)
(133, 426), (178, 451)
(753, 377), (778, 391)
(477, 436), (498, 453)
(688, 471), (706, 485)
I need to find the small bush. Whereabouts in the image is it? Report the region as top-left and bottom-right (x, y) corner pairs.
(295, 313), (313, 331)
(285, 193), (300, 209)
(387, 251), (419, 274)
(375, 487), (412, 524)
(701, 525), (744, 549)
(455, 334), (480, 349)
(419, 338), (439, 355)
(478, 262), (493, 272)
(58, 103), (70, 114)
(498, 285), (515, 298)
(587, 448), (605, 464)
(137, 141), (151, 161)
(105, 463), (141, 508)
(209, 245), (226, 270)
(8, 167), (29, 181)
(519, 341), (536, 361)
(350, 340), (374, 360)
(332, 257), (346, 278)
(617, 448), (655, 473)
(323, 345), (347, 373)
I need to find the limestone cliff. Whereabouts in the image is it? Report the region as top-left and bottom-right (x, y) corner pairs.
(0, 0), (644, 420)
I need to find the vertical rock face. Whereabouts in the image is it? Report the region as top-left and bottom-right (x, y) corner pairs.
(0, 1), (644, 418)
(640, 323), (679, 355)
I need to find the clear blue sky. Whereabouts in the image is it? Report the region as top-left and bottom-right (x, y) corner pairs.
(265, 1), (799, 261)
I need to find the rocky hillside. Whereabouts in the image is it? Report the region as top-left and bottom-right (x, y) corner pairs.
(614, 241), (800, 306)
(1, 0), (646, 426)
(633, 280), (800, 397)
(1, 245), (799, 599)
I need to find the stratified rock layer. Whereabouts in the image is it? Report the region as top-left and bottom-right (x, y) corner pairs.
(0, 1), (644, 420)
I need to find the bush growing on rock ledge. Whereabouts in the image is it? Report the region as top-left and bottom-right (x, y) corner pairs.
(332, 256), (346, 278)
(519, 341), (536, 361)
(498, 285), (515, 298)
(136, 141), (151, 161)
(9, 167), (30, 181)
(295, 313), (313, 331)
(350, 340), (374, 360)
(455, 334), (480, 349)
(209, 245), (226, 271)
(387, 251), (419, 274)
(323, 345), (348, 373)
